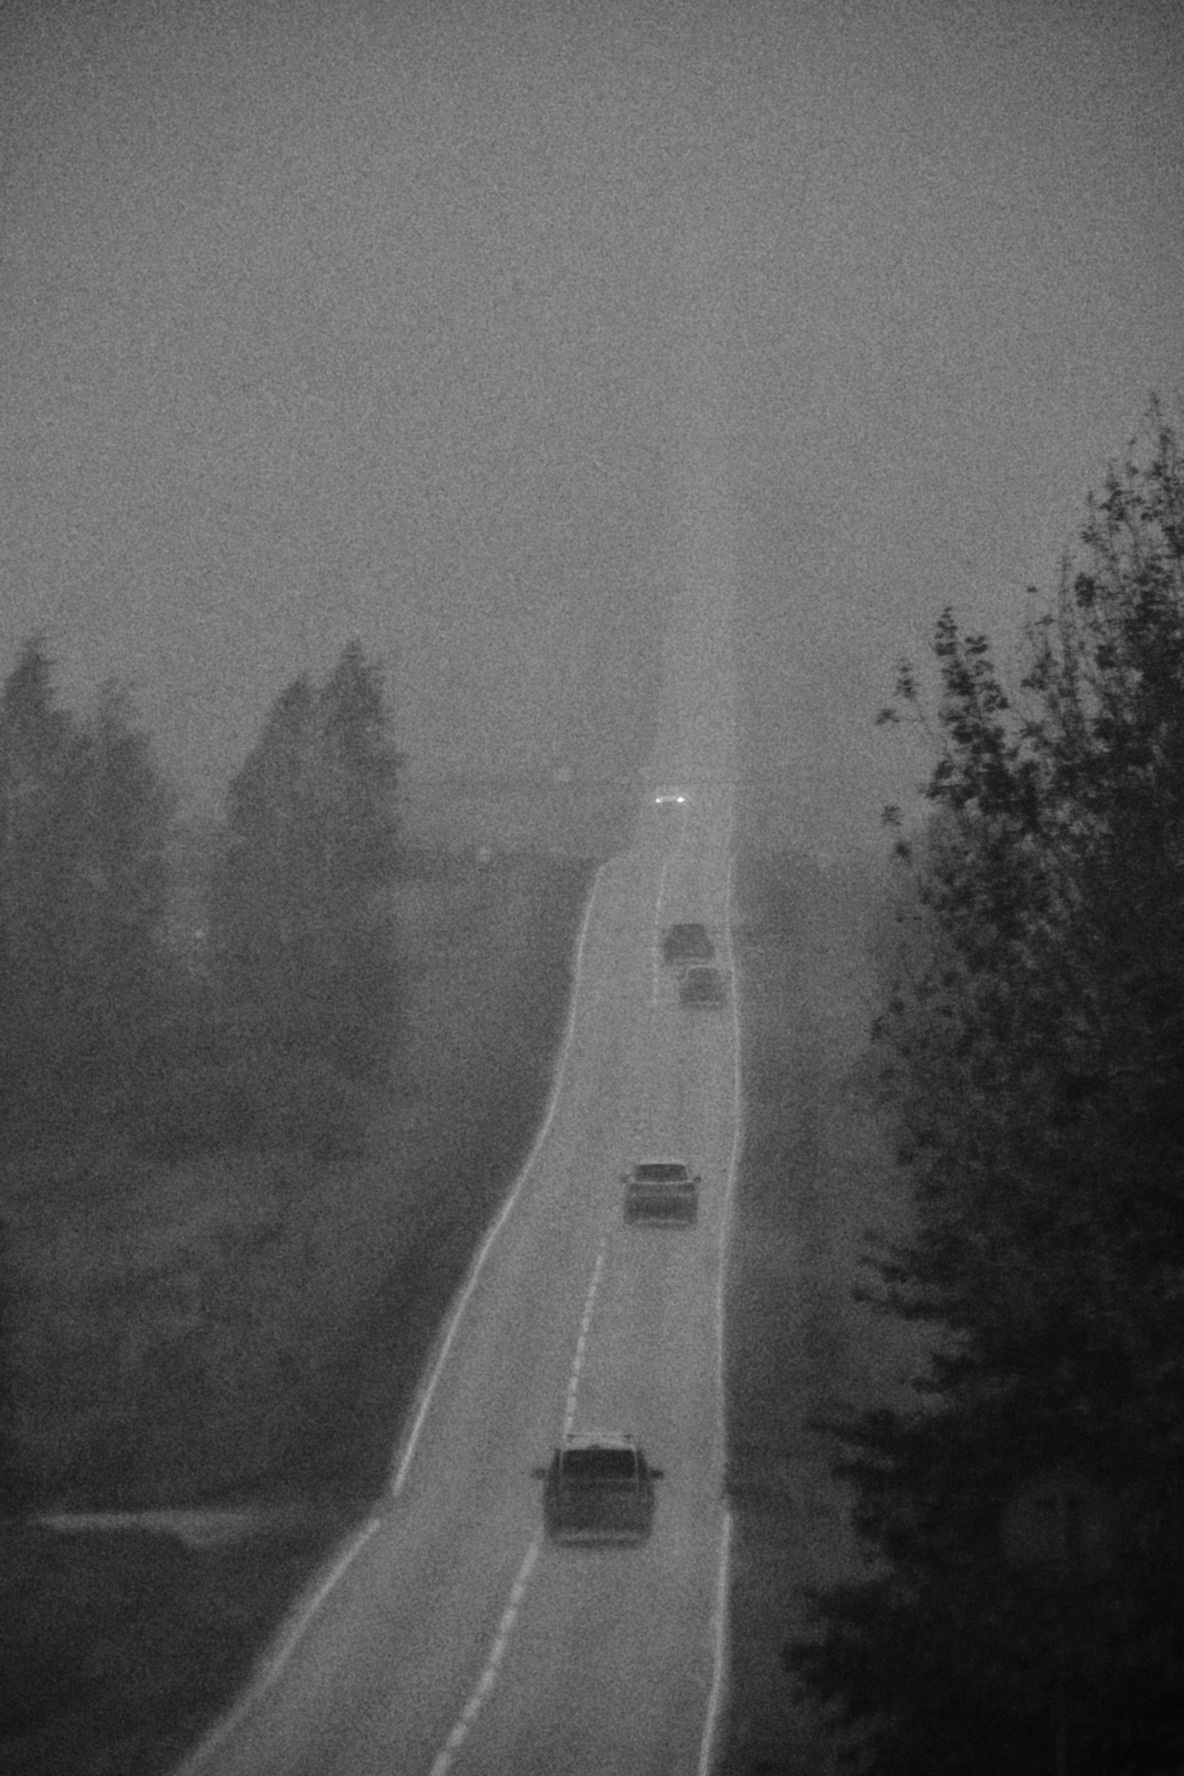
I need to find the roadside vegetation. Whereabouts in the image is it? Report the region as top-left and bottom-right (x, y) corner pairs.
(723, 842), (920, 1775)
(783, 410), (1184, 1773)
(0, 639), (594, 1775)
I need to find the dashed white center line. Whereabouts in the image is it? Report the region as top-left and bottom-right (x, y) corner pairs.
(652, 856), (673, 1005)
(563, 1237), (606, 1437)
(427, 1238), (609, 1773)
(428, 1532), (542, 1776)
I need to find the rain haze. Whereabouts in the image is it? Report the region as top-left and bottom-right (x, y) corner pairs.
(5, 7), (1184, 1773)
(3, 0), (1183, 852)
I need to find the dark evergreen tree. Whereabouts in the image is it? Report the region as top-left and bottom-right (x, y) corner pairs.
(208, 642), (402, 1117)
(62, 682), (176, 1112)
(789, 412), (1184, 1773)
(0, 643), (175, 1139)
(310, 640), (403, 1078)
(0, 639), (73, 1117)
(210, 673), (319, 1034)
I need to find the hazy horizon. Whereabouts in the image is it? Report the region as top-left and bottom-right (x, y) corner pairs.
(4, 0), (1182, 853)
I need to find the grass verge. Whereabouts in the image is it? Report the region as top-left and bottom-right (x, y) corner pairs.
(719, 848), (924, 1776)
(0, 852), (595, 1776)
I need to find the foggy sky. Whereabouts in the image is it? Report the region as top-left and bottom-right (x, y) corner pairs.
(3, 0), (1182, 854)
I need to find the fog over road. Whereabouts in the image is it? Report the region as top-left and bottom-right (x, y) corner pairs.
(178, 493), (741, 1773)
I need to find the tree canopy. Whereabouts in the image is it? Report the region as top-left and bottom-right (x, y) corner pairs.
(789, 410), (1184, 1774)
(209, 642), (403, 1088)
(0, 641), (174, 1138)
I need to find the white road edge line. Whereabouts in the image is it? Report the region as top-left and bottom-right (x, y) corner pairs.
(716, 814), (744, 1450)
(696, 1507), (734, 1776)
(428, 1533), (543, 1776)
(169, 1516), (383, 1776)
(391, 862), (604, 1499)
(169, 865), (603, 1776)
(695, 813), (743, 1776)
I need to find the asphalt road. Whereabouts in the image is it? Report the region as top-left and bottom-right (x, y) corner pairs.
(179, 440), (741, 1776)
(176, 776), (739, 1776)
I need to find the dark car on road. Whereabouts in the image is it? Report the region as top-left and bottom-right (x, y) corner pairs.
(662, 921), (715, 965)
(679, 964), (728, 1008)
(535, 1433), (664, 1545)
(623, 1160), (700, 1225)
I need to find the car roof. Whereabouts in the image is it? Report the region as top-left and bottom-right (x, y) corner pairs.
(562, 1430), (637, 1452)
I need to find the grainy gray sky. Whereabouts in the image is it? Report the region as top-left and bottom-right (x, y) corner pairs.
(3, 0), (1182, 852)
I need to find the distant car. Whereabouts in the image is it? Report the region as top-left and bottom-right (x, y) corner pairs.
(662, 921), (715, 965)
(653, 790), (687, 807)
(679, 964), (728, 1008)
(623, 1160), (700, 1225)
(534, 1432), (664, 1545)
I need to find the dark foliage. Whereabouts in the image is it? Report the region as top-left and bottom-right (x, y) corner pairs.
(0, 637), (403, 1169)
(0, 644), (176, 1146)
(790, 410), (1184, 1773)
(203, 643), (404, 1153)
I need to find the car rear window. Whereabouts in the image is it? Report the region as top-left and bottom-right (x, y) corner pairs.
(634, 1163), (689, 1182)
(562, 1448), (638, 1482)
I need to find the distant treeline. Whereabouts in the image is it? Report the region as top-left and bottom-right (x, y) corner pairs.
(0, 638), (402, 1162)
(787, 413), (1184, 1771)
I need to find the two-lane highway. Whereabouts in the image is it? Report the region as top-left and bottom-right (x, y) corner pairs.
(179, 764), (740, 1776)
